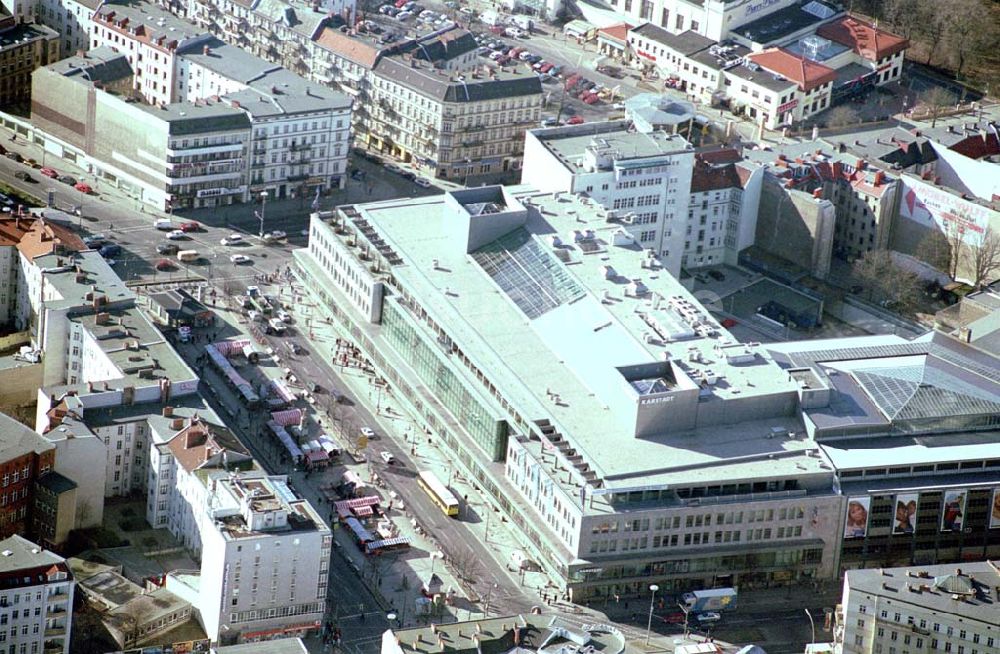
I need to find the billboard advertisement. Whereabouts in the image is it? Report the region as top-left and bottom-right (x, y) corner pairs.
(991, 488), (1000, 529)
(892, 493), (919, 535)
(941, 489), (967, 532)
(899, 175), (996, 247)
(844, 496), (871, 539)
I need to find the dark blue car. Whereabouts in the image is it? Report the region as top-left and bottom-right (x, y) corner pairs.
(99, 244), (121, 258)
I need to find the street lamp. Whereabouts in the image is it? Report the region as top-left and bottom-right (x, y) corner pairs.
(645, 584), (659, 645)
(387, 612), (397, 628)
(804, 608), (816, 646)
(257, 190), (268, 237)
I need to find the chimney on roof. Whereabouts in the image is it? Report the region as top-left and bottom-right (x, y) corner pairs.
(185, 428), (208, 449)
(874, 171), (885, 186)
(231, 100), (241, 109)
(812, 188), (822, 199)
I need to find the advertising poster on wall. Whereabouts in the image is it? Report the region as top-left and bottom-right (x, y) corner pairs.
(892, 493), (919, 535)
(941, 489), (967, 532)
(990, 488), (1000, 529)
(844, 496), (871, 539)
(899, 176), (994, 247)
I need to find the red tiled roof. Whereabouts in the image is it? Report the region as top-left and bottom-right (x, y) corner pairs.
(747, 48), (837, 92)
(735, 164), (754, 188)
(598, 22), (633, 44)
(314, 27), (382, 68)
(690, 158), (744, 193)
(697, 148), (742, 165)
(0, 216), (86, 262)
(950, 133), (1000, 161)
(817, 17), (908, 62)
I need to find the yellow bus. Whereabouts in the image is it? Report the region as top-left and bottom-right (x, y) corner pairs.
(417, 470), (460, 517)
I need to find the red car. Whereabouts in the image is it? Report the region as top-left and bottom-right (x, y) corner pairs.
(180, 221), (200, 232)
(74, 182), (92, 194)
(661, 613), (686, 624)
(567, 116), (585, 125)
(155, 259), (176, 271)
(583, 94), (600, 105)
(40, 167), (58, 178)
(721, 318), (738, 328)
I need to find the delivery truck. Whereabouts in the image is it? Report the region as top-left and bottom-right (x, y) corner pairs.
(681, 588), (737, 613)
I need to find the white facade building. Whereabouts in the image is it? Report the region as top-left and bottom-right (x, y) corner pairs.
(0, 535), (74, 654)
(176, 37), (353, 197)
(168, 472), (331, 645)
(522, 120), (694, 277)
(522, 118), (760, 273)
(838, 561), (1000, 654)
(35, 0), (98, 54)
(89, 4), (212, 106)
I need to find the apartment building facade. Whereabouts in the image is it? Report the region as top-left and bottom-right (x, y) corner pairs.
(348, 47), (542, 179)
(0, 414), (55, 540)
(0, 535), (74, 654)
(90, 4), (212, 106)
(176, 37), (352, 197)
(170, 473), (330, 644)
(34, 0), (96, 54)
(838, 562), (1000, 654)
(0, 16), (60, 109)
(522, 121), (762, 275)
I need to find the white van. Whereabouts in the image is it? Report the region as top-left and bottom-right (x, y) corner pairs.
(176, 249), (199, 262)
(154, 218), (173, 230)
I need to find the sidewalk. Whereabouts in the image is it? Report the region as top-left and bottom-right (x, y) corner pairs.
(285, 281), (561, 617)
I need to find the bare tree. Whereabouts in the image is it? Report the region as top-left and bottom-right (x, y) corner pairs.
(449, 548), (483, 584)
(964, 227), (1000, 288)
(914, 229), (956, 276)
(852, 250), (895, 300)
(824, 105), (860, 128)
(918, 87), (956, 127)
(853, 250), (923, 309)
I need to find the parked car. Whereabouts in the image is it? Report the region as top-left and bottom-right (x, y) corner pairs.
(166, 230), (188, 240)
(156, 242), (179, 255)
(40, 167), (58, 178)
(14, 170), (33, 182)
(155, 259), (176, 271)
(58, 175), (77, 186)
(505, 27), (524, 38)
(230, 254), (251, 264)
(83, 234), (108, 247)
(74, 182), (92, 194)
(540, 116), (560, 127)
(154, 218), (174, 230)
(567, 115), (585, 125)
(180, 221), (200, 232)
(98, 244), (121, 258)
(220, 234), (244, 246)
(4, 152), (22, 162)
(360, 427), (376, 439)
(413, 177), (432, 188)
(695, 612), (721, 625)
(263, 230), (287, 242)
(276, 309), (292, 323)
(380, 451), (395, 464)
(384, 162), (403, 174)
(708, 269), (726, 281)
